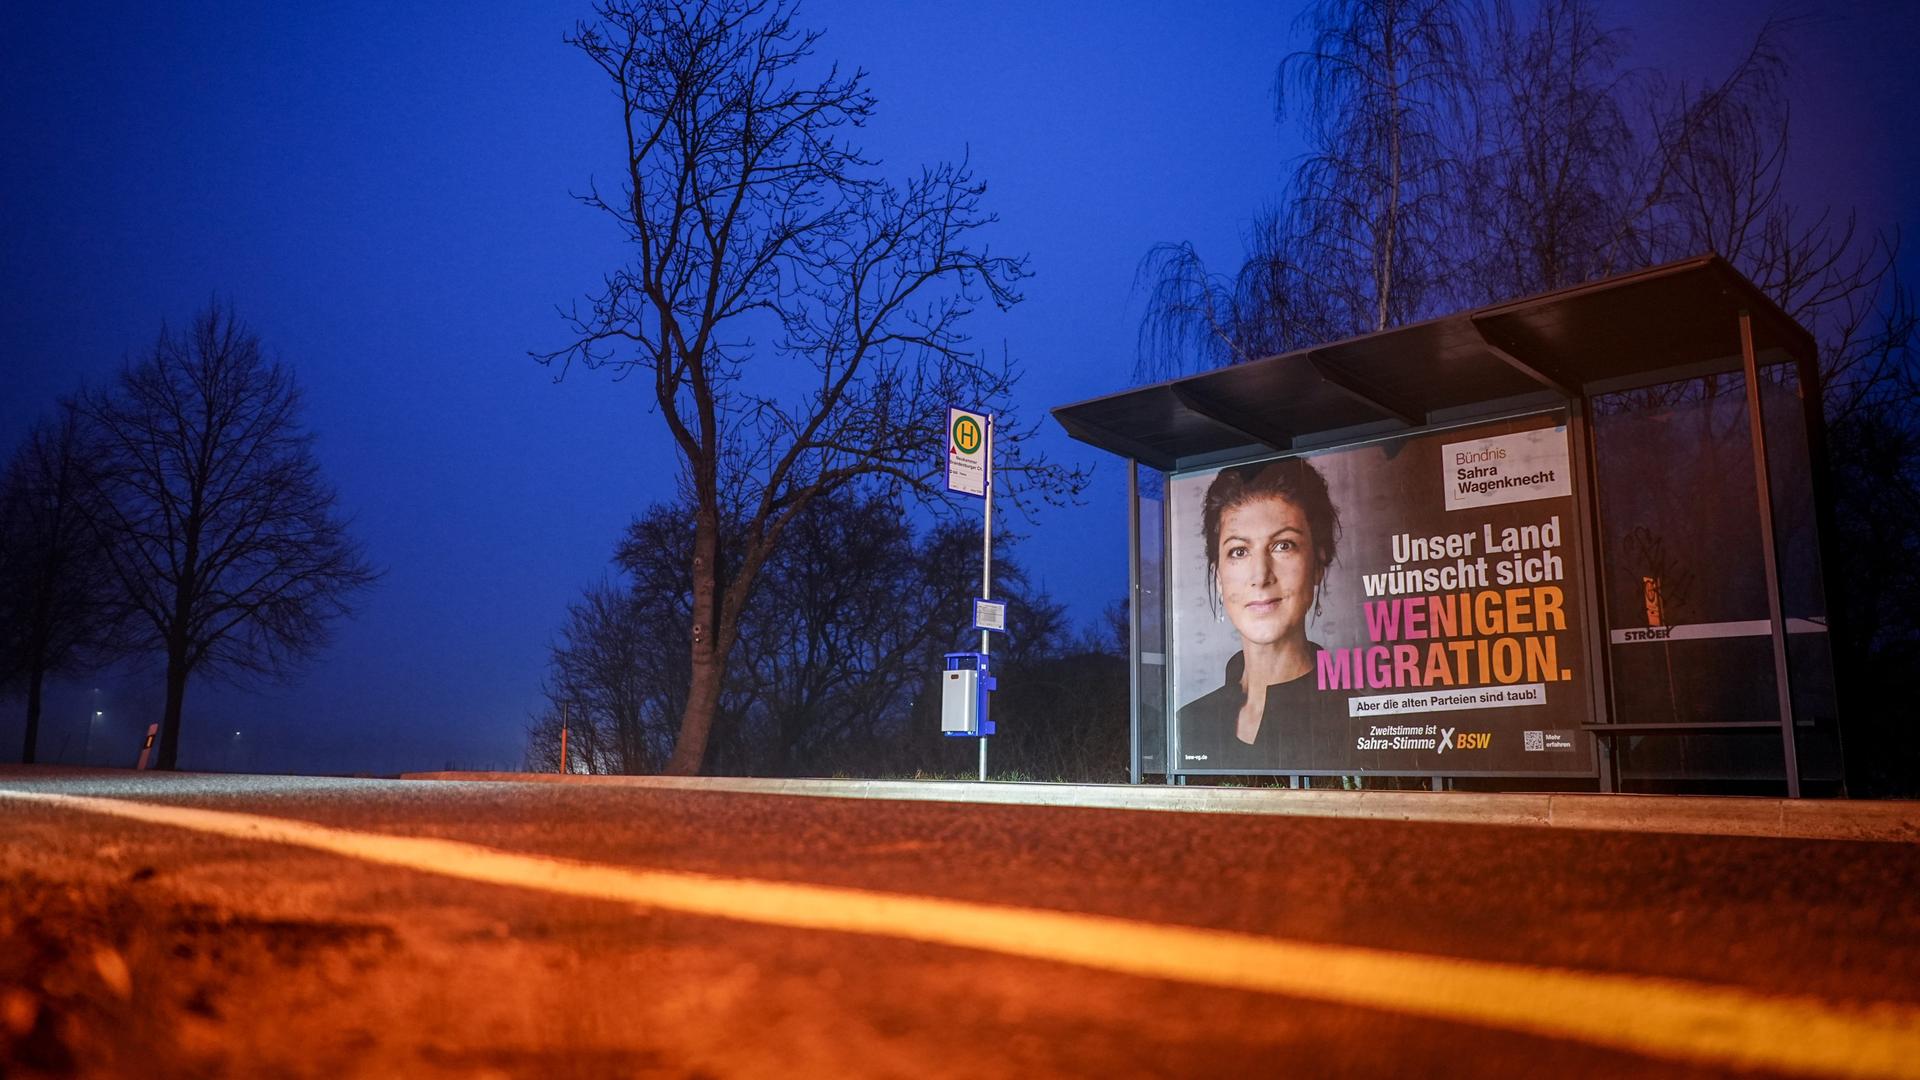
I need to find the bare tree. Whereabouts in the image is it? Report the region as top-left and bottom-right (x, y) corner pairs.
(0, 405), (120, 762)
(1281, 0), (1470, 333)
(729, 489), (933, 773)
(982, 651), (1129, 783)
(1638, 21), (1908, 409)
(1452, 0), (1641, 303)
(538, 0), (1083, 775)
(742, 493), (1044, 775)
(1135, 213), (1349, 378)
(529, 580), (677, 774)
(529, 505), (708, 775)
(745, 499), (1075, 778)
(527, 488), (1076, 778)
(1137, 0), (1469, 380)
(1144, 4), (1910, 397)
(77, 301), (377, 771)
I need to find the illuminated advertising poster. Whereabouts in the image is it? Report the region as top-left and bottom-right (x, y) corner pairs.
(1169, 413), (1595, 775)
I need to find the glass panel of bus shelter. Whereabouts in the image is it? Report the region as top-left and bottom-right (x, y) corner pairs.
(1591, 370), (1790, 789)
(1134, 463), (1168, 777)
(1755, 352), (1842, 786)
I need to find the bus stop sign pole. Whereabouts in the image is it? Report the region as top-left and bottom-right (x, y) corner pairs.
(944, 406), (994, 781)
(979, 415), (992, 782)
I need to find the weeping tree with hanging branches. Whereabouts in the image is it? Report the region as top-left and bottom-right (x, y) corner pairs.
(1136, 0), (1471, 381)
(538, 0), (1084, 775)
(1139, 2), (1910, 395)
(1281, 0), (1469, 334)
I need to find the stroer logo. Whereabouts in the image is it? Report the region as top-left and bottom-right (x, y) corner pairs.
(1436, 728), (1491, 753)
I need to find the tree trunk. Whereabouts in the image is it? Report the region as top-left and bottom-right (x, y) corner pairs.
(158, 658), (189, 771)
(667, 650), (726, 775)
(664, 508), (722, 775)
(21, 665), (44, 764)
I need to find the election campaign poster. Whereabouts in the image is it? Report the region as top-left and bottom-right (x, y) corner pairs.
(1167, 412), (1596, 775)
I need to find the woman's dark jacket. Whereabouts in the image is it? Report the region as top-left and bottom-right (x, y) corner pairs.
(1176, 645), (1348, 771)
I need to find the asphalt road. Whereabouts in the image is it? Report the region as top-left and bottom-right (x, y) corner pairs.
(3, 767), (1919, 1079)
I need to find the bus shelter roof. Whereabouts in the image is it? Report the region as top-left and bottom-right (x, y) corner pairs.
(1051, 255), (1814, 471)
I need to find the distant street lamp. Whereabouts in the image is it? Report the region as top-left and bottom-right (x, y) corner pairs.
(83, 688), (102, 764)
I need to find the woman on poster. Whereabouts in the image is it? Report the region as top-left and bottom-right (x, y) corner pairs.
(1177, 456), (1347, 770)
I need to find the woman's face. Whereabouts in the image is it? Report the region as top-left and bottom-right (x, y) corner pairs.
(1216, 494), (1319, 648)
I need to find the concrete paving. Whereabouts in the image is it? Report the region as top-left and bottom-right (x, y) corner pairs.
(404, 771), (1920, 842)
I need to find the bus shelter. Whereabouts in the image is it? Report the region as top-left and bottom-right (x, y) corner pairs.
(1053, 256), (1843, 796)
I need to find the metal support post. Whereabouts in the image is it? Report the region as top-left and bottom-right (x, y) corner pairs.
(1793, 322), (1849, 789)
(1740, 312), (1802, 797)
(1127, 460), (1142, 785)
(979, 417), (993, 783)
(1569, 399), (1618, 793)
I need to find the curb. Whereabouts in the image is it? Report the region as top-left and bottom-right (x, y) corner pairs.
(400, 772), (1920, 843)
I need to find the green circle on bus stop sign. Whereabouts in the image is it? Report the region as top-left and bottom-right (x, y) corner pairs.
(952, 414), (983, 454)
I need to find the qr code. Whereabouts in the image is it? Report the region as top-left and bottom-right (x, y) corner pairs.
(1523, 730), (1546, 752)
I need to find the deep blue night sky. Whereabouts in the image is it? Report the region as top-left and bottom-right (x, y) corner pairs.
(4, 1), (1915, 774)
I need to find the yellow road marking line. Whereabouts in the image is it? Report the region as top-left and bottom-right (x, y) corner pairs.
(8, 788), (1919, 1079)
